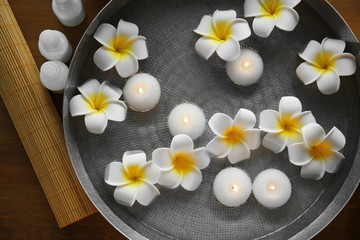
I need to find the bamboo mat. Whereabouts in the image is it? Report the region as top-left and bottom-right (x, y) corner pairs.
(0, 0), (97, 228)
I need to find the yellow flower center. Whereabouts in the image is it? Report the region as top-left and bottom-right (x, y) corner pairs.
(88, 92), (109, 111)
(124, 165), (145, 184)
(214, 21), (232, 41)
(172, 153), (195, 176)
(309, 141), (333, 161)
(277, 114), (301, 139)
(223, 126), (246, 146)
(261, 0), (281, 15)
(314, 51), (335, 71)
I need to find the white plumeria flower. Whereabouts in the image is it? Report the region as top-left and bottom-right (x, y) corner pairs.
(259, 96), (315, 153)
(105, 151), (161, 207)
(244, 0), (301, 37)
(288, 123), (345, 180)
(93, 20), (148, 78)
(69, 79), (127, 134)
(152, 134), (210, 191)
(296, 38), (357, 95)
(194, 9), (251, 62)
(206, 108), (261, 164)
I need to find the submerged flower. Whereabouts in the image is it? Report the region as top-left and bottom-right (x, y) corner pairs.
(194, 9), (251, 62)
(69, 79), (127, 134)
(296, 38), (357, 95)
(288, 123), (345, 180)
(206, 108), (261, 164)
(244, 0), (301, 37)
(105, 151), (160, 206)
(152, 134), (210, 191)
(259, 96), (315, 153)
(93, 20), (148, 78)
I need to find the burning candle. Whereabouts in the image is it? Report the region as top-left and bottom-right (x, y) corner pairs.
(123, 73), (161, 112)
(226, 49), (263, 86)
(213, 168), (252, 207)
(252, 169), (292, 208)
(167, 103), (206, 140)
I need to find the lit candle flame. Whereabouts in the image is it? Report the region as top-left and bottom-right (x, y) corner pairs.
(268, 184), (277, 192)
(137, 87), (144, 95)
(231, 184), (239, 192)
(182, 117), (190, 125)
(241, 60), (251, 70)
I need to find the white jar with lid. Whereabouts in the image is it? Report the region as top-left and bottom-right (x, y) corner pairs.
(40, 61), (69, 93)
(38, 30), (73, 62)
(52, 0), (86, 27)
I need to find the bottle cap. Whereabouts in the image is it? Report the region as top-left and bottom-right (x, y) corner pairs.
(39, 31), (59, 50)
(41, 62), (59, 79)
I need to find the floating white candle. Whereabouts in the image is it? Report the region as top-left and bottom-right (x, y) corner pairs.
(167, 103), (206, 140)
(213, 168), (252, 207)
(252, 169), (292, 208)
(226, 49), (264, 86)
(123, 73), (161, 112)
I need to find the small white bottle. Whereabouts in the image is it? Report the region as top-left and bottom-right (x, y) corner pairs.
(38, 30), (73, 62)
(40, 61), (69, 93)
(52, 0), (86, 27)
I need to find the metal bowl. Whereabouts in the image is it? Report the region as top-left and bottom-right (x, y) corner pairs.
(63, 0), (360, 239)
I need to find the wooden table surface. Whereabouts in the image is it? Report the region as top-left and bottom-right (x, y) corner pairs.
(0, 0), (359, 239)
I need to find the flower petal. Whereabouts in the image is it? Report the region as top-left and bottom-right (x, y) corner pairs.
(170, 134), (194, 155)
(136, 181), (160, 206)
(212, 10), (236, 28)
(295, 111), (316, 126)
(69, 95), (95, 117)
(259, 110), (282, 133)
(324, 151), (344, 173)
(323, 127), (346, 151)
(296, 62), (324, 85)
(84, 110), (108, 134)
(243, 129), (261, 150)
(262, 132), (288, 153)
(187, 147), (210, 170)
(181, 166), (202, 191)
(93, 23), (117, 50)
(208, 113), (233, 137)
(233, 108), (256, 129)
(301, 160), (325, 180)
(244, 0), (264, 17)
(194, 15), (217, 38)
(288, 142), (312, 166)
(227, 142), (251, 164)
(105, 162), (130, 186)
(321, 38), (345, 56)
(206, 136), (232, 158)
(331, 53), (357, 76)
(299, 40), (322, 66)
(275, 7), (299, 31)
(302, 123), (325, 148)
(114, 184), (137, 207)
(252, 15), (275, 38)
(158, 169), (182, 189)
(139, 162), (160, 184)
(123, 150), (146, 169)
(216, 35), (241, 62)
(229, 19), (251, 41)
(316, 68), (340, 95)
(195, 37), (221, 60)
(104, 100), (127, 121)
(93, 47), (119, 71)
(281, 0), (301, 8)
(152, 148), (173, 171)
(279, 96), (302, 116)
(129, 36), (148, 60)
(117, 20), (139, 39)
(115, 51), (139, 78)
(78, 79), (100, 103)
(99, 81), (122, 100)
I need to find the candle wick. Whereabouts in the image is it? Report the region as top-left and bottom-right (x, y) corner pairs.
(138, 87), (144, 95)
(268, 184), (276, 191)
(231, 184), (239, 192)
(242, 60), (251, 70)
(183, 117), (189, 125)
